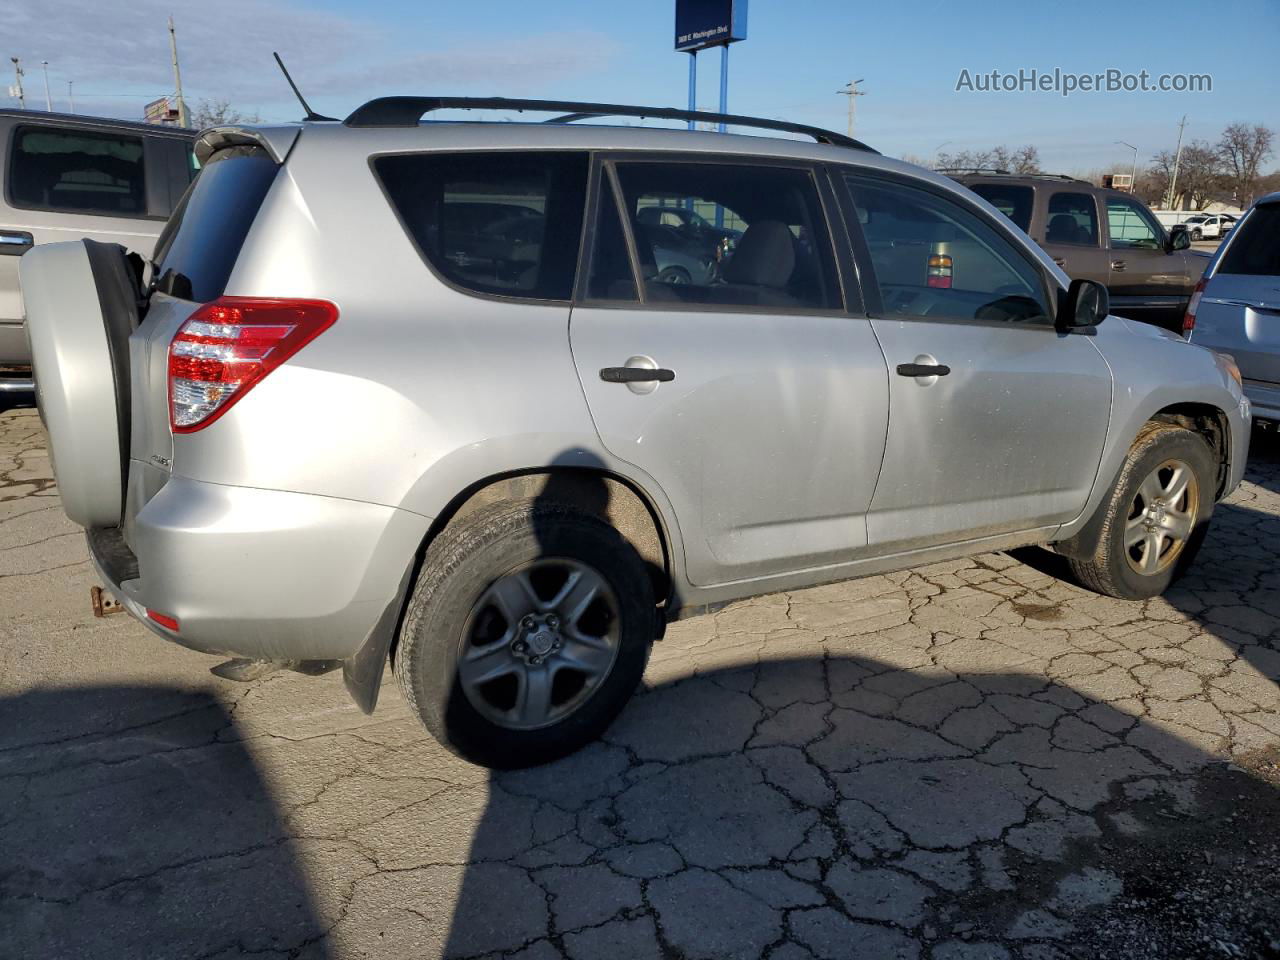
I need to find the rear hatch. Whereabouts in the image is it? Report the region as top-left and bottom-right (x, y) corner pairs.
(1194, 200), (1280, 386)
(126, 140), (282, 534)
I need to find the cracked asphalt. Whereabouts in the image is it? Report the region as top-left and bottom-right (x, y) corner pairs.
(3, 403), (1280, 960)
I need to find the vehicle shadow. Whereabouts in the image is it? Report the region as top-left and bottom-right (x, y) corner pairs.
(434, 444), (1280, 958)
(0, 685), (331, 959)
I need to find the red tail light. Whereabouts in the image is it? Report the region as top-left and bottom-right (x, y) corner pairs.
(146, 609), (179, 631)
(169, 297), (337, 433)
(1182, 277), (1206, 337)
(926, 254), (953, 289)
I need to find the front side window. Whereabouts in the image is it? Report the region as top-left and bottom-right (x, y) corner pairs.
(1107, 197), (1163, 250)
(844, 174), (1051, 324)
(590, 161), (841, 311)
(9, 125), (146, 216)
(966, 183), (1034, 233)
(1045, 192), (1099, 246)
(374, 151), (589, 300)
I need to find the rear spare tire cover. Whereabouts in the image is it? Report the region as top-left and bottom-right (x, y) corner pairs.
(20, 240), (136, 528)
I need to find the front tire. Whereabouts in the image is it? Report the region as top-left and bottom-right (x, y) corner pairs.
(1191, 228), (1203, 240)
(1068, 423), (1215, 600)
(394, 500), (655, 768)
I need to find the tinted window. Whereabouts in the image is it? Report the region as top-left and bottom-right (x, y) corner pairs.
(1045, 192), (1099, 246)
(595, 161), (841, 310)
(1107, 197), (1162, 250)
(587, 172), (637, 301)
(844, 174), (1050, 324)
(1218, 202), (1280, 276)
(153, 150), (278, 302)
(9, 125), (146, 216)
(967, 183), (1033, 232)
(375, 151), (588, 301)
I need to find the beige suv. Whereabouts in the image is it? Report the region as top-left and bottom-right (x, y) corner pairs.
(948, 170), (1207, 332)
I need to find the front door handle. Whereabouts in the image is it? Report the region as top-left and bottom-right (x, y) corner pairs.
(600, 367), (675, 384)
(0, 230), (34, 256)
(896, 363), (951, 378)
(1110, 259), (1127, 271)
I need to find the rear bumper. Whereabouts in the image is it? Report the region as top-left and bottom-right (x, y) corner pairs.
(92, 476), (429, 662)
(1244, 378), (1280, 424)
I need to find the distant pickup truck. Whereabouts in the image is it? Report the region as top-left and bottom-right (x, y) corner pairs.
(1179, 213), (1236, 241)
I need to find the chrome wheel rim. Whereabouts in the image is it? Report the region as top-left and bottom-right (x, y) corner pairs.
(1124, 458), (1198, 576)
(457, 558), (621, 731)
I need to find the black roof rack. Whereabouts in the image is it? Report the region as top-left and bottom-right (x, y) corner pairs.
(940, 167), (1087, 184)
(935, 166), (1011, 176)
(343, 96), (876, 153)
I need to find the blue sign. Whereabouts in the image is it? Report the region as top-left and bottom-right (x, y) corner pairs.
(675, 0), (747, 52)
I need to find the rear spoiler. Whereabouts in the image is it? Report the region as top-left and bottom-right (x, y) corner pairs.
(194, 126), (300, 165)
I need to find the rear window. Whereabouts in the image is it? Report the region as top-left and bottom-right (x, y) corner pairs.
(1218, 203), (1280, 276)
(966, 183), (1034, 232)
(153, 149), (279, 302)
(373, 151), (589, 301)
(8, 125), (146, 216)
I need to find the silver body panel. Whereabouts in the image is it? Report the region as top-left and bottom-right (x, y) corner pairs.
(24, 120), (1250, 669)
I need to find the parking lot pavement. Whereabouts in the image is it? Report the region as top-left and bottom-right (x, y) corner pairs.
(3, 405), (1280, 960)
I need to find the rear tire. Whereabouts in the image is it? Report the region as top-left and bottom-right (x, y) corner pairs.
(1068, 423), (1215, 600)
(394, 500), (655, 769)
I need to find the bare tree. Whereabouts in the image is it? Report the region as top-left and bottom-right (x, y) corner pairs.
(1148, 141), (1222, 210)
(189, 98), (262, 128)
(935, 144), (1041, 174)
(1218, 122), (1275, 207)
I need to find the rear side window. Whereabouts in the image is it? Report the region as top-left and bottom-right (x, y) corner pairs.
(374, 151), (589, 301)
(153, 149), (279, 302)
(1218, 203), (1280, 276)
(8, 125), (145, 216)
(967, 183), (1033, 233)
(1045, 192), (1099, 246)
(591, 161), (841, 311)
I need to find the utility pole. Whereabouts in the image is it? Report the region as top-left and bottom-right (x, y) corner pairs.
(9, 57), (24, 110)
(837, 79), (865, 139)
(41, 60), (51, 111)
(67, 80), (75, 113)
(1167, 115), (1187, 209)
(168, 15), (189, 127)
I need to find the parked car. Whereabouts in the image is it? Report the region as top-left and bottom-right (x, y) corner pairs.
(948, 171), (1208, 332)
(0, 109), (196, 390)
(637, 202), (741, 258)
(1184, 192), (1280, 425)
(1181, 213), (1235, 241)
(22, 98), (1249, 768)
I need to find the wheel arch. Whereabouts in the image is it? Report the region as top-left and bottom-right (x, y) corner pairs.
(1148, 402), (1232, 498)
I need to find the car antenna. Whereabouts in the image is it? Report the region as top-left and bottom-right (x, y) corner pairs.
(273, 52), (338, 121)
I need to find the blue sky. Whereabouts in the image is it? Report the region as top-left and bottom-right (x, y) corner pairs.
(5, 0), (1278, 172)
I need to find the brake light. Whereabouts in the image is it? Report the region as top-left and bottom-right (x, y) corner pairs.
(1182, 277), (1206, 337)
(927, 254), (953, 289)
(168, 297), (337, 432)
(147, 609), (179, 631)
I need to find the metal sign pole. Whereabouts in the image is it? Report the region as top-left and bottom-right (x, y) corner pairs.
(687, 50), (697, 130)
(716, 44), (729, 227)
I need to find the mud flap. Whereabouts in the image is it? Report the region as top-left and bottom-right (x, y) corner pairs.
(342, 564), (415, 714)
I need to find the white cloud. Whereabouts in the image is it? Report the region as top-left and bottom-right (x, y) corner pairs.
(2, 0), (617, 120)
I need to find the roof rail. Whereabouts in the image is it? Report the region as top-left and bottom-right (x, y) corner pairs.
(936, 166), (1012, 176)
(343, 96), (876, 153)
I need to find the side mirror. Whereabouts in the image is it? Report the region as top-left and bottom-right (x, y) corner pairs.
(1167, 225), (1191, 251)
(1058, 278), (1109, 330)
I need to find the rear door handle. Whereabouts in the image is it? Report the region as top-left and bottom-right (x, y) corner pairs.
(600, 367), (675, 384)
(1110, 260), (1126, 271)
(0, 230), (33, 256)
(896, 363), (951, 378)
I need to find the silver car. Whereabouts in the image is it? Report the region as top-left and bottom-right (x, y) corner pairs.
(20, 97), (1251, 768)
(1184, 192), (1280, 424)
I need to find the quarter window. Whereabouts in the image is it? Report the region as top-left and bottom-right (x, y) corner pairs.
(1045, 192), (1099, 246)
(374, 151), (589, 301)
(590, 161), (841, 310)
(1107, 197), (1163, 250)
(9, 126), (146, 216)
(1217, 202), (1280, 276)
(844, 174), (1051, 324)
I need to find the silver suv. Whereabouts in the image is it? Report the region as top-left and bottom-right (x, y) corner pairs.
(21, 97), (1251, 768)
